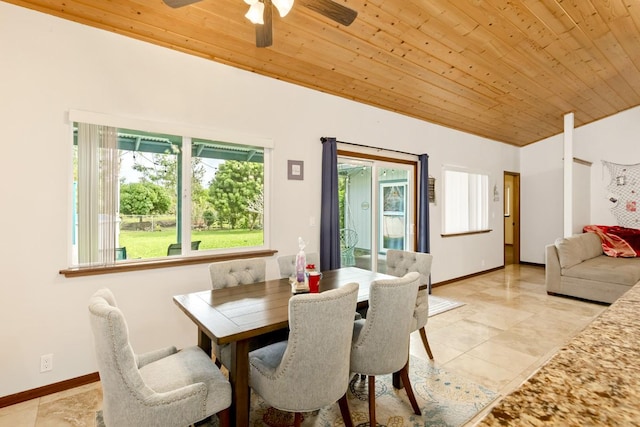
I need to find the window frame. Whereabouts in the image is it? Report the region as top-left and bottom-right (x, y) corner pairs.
(62, 110), (274, 276)
(441, 165), (491, 237)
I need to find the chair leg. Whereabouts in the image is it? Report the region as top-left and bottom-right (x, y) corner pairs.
(419, 327), (434, 360)
(338, 392), (354, 427)
(399, 362), (421, 415)
(216, 408), (230, 427)
(293, 412), (303, 427)
(368, 375), (376, 427)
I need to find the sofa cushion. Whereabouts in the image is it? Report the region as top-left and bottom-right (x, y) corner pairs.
(582, 233), (606, 259)
(555, 233), (603, 269)
(562, 255), (640, 287)
(555, 238), (580, 269)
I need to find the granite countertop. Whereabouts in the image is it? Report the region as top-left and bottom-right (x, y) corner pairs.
(478, 284), (640, 426)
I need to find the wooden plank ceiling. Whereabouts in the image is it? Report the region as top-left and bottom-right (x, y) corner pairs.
(6, 0), (640, 146)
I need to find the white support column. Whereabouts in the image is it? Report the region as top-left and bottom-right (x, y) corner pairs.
(563, 112), (574, 238)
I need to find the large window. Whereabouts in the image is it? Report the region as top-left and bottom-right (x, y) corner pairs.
(70, 112), (270, 267)
(442, 167), (489, 235)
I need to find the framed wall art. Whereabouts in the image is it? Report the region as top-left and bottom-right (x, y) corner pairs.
(288, 160), (304, 180)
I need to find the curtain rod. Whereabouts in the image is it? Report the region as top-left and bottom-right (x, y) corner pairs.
(320, 136), (421, 158)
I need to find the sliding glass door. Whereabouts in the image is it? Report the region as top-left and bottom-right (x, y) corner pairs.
(338, 159), (372, 269)
(338, 155), (415, 273)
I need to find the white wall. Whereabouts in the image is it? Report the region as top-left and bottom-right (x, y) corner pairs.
(572, 160), (591, 234)
(428, 136), (518, 277)
(519, 106), (640, 264)
(574, 106), (640, 226)
(520, 134), (562, 263)
(0, 3), (520, 397)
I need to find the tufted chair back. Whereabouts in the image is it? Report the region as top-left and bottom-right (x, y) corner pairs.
(348, 272), (422, 425)
(89, 289), (147, 426)
(277, 252), (320, 278)
(208, 258), (266, 289)
(385, 249), (434, 359)
(208, 258), (268, 368)
(350, 272), (420, 374)
(249, 282), (359, 422)
(386, 250), (433, 286)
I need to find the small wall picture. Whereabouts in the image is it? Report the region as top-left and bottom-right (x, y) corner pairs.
(288, 160), (304, 180)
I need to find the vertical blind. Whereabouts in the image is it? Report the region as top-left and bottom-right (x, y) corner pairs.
(77, 123), (118, 266)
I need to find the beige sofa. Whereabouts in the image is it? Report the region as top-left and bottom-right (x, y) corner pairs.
(545, 232), (640, 303)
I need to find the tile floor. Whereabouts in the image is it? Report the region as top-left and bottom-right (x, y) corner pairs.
(0, 264), (608, 426)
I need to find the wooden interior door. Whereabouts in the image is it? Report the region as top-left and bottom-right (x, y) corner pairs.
(504, 171), (520, 265)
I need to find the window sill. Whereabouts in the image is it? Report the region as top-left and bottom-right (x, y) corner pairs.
(60, 249), (278, 278)
(441, 229), (492, 237)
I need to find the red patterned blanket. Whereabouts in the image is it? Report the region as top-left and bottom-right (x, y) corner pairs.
(583, 225), (640, 257)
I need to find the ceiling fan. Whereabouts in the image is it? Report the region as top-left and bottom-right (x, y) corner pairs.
(162, 0), (357, 48)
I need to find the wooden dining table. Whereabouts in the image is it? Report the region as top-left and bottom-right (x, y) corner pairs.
(173, 266), (396, 426)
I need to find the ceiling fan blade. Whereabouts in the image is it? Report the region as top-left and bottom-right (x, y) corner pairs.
(299, 0), (357, 26)
(162, 0), (202, 8)
(256, 0), (273, 48)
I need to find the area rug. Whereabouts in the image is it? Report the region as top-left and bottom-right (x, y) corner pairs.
(97, 355), (496, 427)
(429, 295), (465, 317)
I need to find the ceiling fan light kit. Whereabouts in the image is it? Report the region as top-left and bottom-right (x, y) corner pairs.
(245, 0), (292, 24)
(244, 0), (265, 24)
(272, 0), (294, 17)
(162, 0), (357, 48)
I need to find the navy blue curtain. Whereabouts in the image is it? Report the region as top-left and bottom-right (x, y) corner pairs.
(417, 154), (431, 291)
(417, 154), (430, 253)
(320, 137), (341, 271)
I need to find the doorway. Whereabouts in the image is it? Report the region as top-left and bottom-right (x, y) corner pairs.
(504, 172), (520, 265)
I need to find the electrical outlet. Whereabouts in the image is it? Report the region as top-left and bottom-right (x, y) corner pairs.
(41, 354), (53, 372)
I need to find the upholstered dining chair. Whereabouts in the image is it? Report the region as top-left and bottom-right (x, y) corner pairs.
(208, 258), (267, 367)
(249, 282), (359, 427)
(277, 252), (320, 278)
(386, 249), (435, 359)
(88, 288), (231, 427)
(350, 272), (422, 426)
(208, 257), (266, 289)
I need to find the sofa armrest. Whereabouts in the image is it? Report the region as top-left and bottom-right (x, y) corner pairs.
(545, 244), (562, 293)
